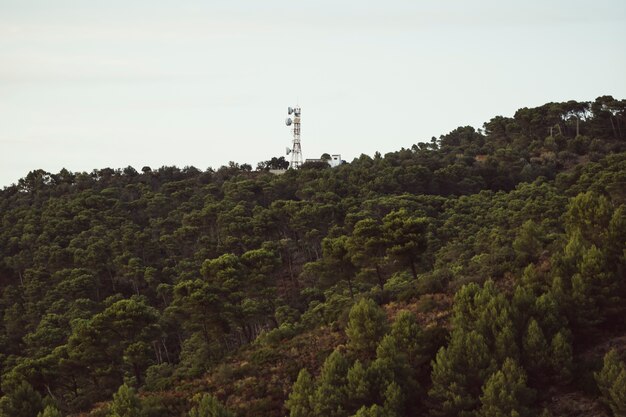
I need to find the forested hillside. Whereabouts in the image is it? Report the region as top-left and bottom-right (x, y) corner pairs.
(1, 96), (625, 417)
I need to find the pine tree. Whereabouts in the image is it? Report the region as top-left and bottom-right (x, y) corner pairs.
(533, 292), (566, 340)
(108, 383), (141, 417)
(511, 285), (536, 337)
(571, 245), (618, 330)
(564, 191), (612, 245)
(382, 209), (428, 279)
(188, 394), (234, 417)
(389, 311), (425, 368)
(347, 360), (370, 411)
(607, 205), (626, 272)
(37, 405), (63, 417)
(382, 382), (403, 416)
(596, 350), (624, 402)
(0, 380), (43, 417)
(494, 324), (519, 364)
(345, 298), (388, 357)
(313, 350), (349, 417)
(519, 264), (542, 294)
(287, 369), (315, 417)
(513, 220), (544, 266)
(347, 219), (388, 290)
(609, 370), (626, 417)
(478, 358), (535, 417)
(371, 335), (416, 413)
(452, 281), (517, 364)
(350, 404), (393, 417)
(521, 319), (549, 383)
(429, 330), (496, 416)
(595, 349), (626, 416)
(549, 331), (573, 384)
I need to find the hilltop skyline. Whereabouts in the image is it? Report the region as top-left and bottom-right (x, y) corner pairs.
(1, 0), (626, 187)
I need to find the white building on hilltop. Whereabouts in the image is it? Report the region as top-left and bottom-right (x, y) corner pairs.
(304, 154), (344, 168)
(329, 154), (342, 167)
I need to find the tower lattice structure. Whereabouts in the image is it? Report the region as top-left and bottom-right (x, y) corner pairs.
(286, 106), (303, 169)
(291, 107), (302, 168)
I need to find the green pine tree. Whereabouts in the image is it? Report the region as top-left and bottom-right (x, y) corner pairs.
(595, 349), (626, 416)
(571, 245), (617, 329)
(478, 358), (535, 417)
(372, 334), (417, 412)
(513, 220), (545, 266)
(108, 383), (141, 417)
(188, 394), (235, 417)
(345, 298), (388, 357)
(286, 369), (315, 417)
(382, 382), (403, 416)
(549, 331), (573, 384)
(429, 330), (496, 416)
(313, 350), (349, 417)
(522, 319), (549, 383)
(608, 370), (626, 417)
(347, 360), (371, 410)
(0, 380), (44, 417)
(388, 311), (426, 368)
(350, 404), (393, 417)
(37, 405), (63, 417)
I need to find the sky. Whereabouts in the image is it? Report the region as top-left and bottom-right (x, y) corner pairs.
(1, 0), (625, 187)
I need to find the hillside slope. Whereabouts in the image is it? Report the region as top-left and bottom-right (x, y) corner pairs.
(0, 96), (625, 417)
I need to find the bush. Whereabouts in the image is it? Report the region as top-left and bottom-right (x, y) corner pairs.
(144, 363), (175, 392)
(384, 272), (419, 301)
(258, 323), (300, 346)
(250, 346), (281, 366)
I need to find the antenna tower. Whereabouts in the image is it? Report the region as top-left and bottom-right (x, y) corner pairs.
(285, 106), (303, 169)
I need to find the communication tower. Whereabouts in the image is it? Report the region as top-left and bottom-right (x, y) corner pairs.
(285, 106), (303, 169)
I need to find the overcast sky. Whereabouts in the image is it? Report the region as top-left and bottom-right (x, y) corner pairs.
(1, 0), (625, 187)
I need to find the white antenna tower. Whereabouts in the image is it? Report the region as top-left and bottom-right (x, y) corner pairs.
(285, 106), (303, 169)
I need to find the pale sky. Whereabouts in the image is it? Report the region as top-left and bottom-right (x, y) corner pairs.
(1, 0), (625, 187)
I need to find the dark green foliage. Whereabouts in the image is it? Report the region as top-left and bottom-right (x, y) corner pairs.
(347, 361), (370, 409)
(347, 219), (387, 289)
(381, 209), (428, 279)
(345, 299), (388, 356)
(0, 380), (43, 417)
(513, 220), (545, 266)
(286, 369), (315, 417)
(429, 330), (497, 416)
(37, 405), (64, 417)
(108, 383), (141, 417)
(370, 335), (417, 414)
(452, 281), (518, 364)
(478, 358), (535, 417)
(595, 350), (626, 416)
(313, 350), (350, 417)
(350, 404), (393, 417)
(388, 311), (427, 370)
(522, 319), (549, 383)
(188, 394), (234, 417)
(610, 372), (626, 417)
(549, 331), (573, 384)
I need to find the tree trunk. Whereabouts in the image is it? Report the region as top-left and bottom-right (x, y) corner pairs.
(610, 117), (617, 138)
(375, 265), (384, 290)
(347, 276), (354, 299)
(133, 362), (142, 385)
(409, 257), (418, 279)
(162, 338), (171, 363)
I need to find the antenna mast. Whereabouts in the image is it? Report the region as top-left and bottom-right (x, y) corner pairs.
(285, 106), (303, 169)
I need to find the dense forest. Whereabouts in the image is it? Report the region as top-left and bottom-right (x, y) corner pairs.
(0, 96), (625, 417)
